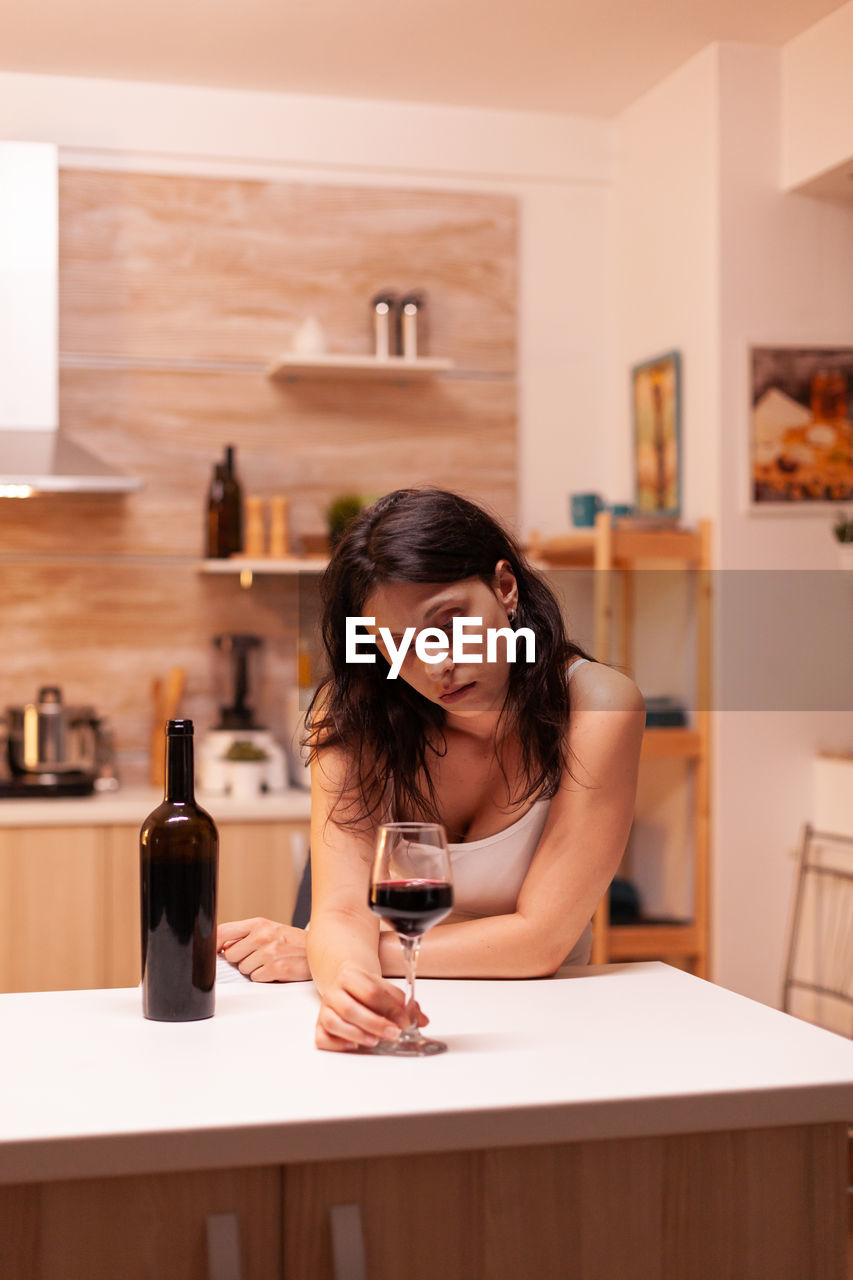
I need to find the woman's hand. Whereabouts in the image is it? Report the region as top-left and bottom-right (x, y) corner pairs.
(315, 963), (428, 1052)
(217, 917), (311, 982)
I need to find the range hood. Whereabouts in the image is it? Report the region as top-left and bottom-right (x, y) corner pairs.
(0, 142), (141, 496)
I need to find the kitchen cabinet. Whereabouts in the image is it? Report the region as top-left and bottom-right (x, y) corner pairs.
(0, 1167), (282, 1280)
(0, 827), (109, 993)
(0, 814), (309, 993)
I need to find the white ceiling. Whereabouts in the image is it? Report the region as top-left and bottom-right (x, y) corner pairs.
(0, 0), (848, 118)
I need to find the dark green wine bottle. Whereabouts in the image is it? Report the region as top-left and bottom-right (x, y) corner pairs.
(221, 444), (244, 555)
(140, 719), (218, 1021)
(205, 446), (244, 558)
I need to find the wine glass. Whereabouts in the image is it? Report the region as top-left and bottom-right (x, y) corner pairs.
(367, 822), (453, 1057)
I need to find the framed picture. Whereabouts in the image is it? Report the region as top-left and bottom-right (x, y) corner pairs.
(750, 345), (853, 509)
(632, 350), (681, 519)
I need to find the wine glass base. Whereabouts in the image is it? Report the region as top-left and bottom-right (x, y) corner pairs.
(360, 1035), (447, 1057)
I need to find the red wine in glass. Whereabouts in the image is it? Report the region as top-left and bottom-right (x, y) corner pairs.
(369, 879), (453, 936)
(367, 823), (453, 1056)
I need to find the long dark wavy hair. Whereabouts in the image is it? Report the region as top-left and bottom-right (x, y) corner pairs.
(305, 487), (593, 830)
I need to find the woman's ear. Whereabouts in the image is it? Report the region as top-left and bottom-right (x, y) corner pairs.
(493, 559), (518, 614)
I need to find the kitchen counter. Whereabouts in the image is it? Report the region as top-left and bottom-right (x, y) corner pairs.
(0, 783), (311, 827)
(1, 962), (851, 1180)
(0, 962), (849, 1278)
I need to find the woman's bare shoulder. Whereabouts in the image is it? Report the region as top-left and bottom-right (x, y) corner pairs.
(570, 661), (645, 715)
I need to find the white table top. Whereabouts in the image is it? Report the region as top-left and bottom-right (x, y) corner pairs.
(1, 962), (851, 1186)
(0, 784), (311, 827)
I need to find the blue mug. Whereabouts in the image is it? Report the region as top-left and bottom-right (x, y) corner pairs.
(608, 503), (633, 518)
(570, 492), (604, 528)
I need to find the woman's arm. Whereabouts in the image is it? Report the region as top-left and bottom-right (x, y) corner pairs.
(379, 664), (645, 979)
(307, 743), (421, 1050)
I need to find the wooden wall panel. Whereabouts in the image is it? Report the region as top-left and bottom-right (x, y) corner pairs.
(1, 166), (518, 784)
(59, 170), (517, 373)
(0, 562), (301, 771)
(0, 367), (516, 556)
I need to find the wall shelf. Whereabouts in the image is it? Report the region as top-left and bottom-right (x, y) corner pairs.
(199, 557), (328, 581)
(533, 510), (712, 978)
(266, 353), (454, 381)
(527, 521), (703, 568)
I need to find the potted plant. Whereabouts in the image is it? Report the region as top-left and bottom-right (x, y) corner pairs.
(224, 739), (269, 799)
(326, 494), (364, 548)
(832, 510), (853, 570)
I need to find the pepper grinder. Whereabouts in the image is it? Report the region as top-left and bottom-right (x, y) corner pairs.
(398, 292), (426, 360)
(244, 496), (266, 558)
(370, 291), (398, 359)
(269, 496), (291, 558)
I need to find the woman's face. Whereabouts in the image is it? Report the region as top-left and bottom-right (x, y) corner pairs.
(362, 561), (519, 721)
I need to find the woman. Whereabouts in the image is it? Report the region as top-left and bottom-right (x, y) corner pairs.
(217, 488), (645, 1052)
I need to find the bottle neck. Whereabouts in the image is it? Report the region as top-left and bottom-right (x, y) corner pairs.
(165, 734), (195, 803)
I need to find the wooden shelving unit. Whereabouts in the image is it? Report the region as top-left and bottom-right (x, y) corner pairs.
(266, 353), (453, 381)
(530, 511), (712, 978)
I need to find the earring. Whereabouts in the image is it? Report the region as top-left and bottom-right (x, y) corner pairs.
(508, 608), (517, 623)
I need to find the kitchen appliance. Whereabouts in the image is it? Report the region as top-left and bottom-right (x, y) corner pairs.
(1, 685), (116, 797)
(198, 635), (287, 796)
(0, 142), (141, 496)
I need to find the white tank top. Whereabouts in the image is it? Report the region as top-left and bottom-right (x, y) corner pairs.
(446, 657), (593, 966)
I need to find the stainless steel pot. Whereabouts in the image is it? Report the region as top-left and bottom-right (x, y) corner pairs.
(5, 686), (103, 779)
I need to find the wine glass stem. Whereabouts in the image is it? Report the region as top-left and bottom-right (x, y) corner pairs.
(399, 934), (422, 1041)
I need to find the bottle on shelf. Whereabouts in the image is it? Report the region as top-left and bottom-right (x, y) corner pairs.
(140, 719), (219, 1022)
(205, 445), (244, 558)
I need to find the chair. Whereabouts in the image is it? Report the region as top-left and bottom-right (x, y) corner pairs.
(782, 824), (853, 1038)
(291, 853), (312, 929)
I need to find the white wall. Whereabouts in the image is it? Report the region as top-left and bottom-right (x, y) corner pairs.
(612, 41), (853, 1009)
(782, 0), (853, 190)
(610, 48), (720, 929)
(612, 46), (721, 526)
(718, 43), (853, 572)
(0, 70), (614, 540)
(714, 42), (853, 1005)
